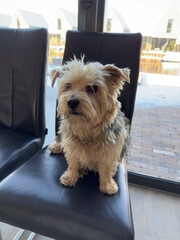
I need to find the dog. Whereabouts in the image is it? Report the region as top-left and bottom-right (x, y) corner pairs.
(48, 57), (130, 195)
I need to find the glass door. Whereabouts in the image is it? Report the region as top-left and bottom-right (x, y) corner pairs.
(104, 0), (180, 184)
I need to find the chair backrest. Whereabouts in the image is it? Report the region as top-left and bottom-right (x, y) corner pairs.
(56, 30), (142, 134)
(0, 28), (48, 142)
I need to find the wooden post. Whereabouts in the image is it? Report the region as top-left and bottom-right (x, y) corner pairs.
(0, 228), (3, 240)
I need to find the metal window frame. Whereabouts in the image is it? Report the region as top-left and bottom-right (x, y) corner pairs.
(78, 0), (105, 32)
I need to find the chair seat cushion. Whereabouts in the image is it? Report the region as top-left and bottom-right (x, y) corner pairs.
(0, 128), (42, 180)
(0, 146), (134, 240)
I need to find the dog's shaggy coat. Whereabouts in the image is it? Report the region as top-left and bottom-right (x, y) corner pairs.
(49, 58), (130, 195)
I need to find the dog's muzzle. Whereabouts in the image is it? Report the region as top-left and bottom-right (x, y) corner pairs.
(68, 98), (79, 111)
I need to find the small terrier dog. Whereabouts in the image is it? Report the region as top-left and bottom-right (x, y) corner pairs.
(49, 57), (130, 195)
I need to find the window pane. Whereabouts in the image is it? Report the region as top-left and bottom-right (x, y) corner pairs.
(0, 0), (78, 66)
(105, 0), (180, 183)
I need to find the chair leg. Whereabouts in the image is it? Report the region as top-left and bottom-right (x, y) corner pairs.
(27, 232), (36, 240)
(0, 228), (2, 240)
(13, 229), (24, 240)
(0, 228), (36, 240)
(12, 229), (36, 240)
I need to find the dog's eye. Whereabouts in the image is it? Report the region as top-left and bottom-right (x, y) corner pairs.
(86, 85), (98, 94)
(65, 83), (72, 91)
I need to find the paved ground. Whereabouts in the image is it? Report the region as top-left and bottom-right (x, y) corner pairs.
(45, 72), (180, 183)
(127, 73), (180, 182)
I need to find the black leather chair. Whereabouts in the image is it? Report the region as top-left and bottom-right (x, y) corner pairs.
(0, 28), (48, 181)
(0, 31), (142, 240)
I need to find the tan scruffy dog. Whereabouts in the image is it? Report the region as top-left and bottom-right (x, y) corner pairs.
(48, 57), (130, 195)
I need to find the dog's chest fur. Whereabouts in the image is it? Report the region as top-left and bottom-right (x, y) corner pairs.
(59, 110), (128, 171)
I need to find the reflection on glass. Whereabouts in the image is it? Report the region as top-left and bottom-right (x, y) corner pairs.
(105, 0), (180, 76)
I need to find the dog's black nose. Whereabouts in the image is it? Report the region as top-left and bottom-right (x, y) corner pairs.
(68, 99), (79, 110)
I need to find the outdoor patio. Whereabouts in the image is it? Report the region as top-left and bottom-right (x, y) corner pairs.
(127, 73), (180, 183)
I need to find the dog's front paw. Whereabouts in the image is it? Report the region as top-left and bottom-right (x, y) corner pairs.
(60, 171), (79, 187)
(100, 179), (118, 195)
(48, 142), (62, 154)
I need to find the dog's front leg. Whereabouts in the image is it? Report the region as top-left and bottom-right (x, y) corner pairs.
(48, 141), (62, 154)
(48, 135), (62, 154)
(60, 161), (80, 187)
(99, 165), (118, 195)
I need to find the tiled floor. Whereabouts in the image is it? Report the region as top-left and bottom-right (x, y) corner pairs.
(129, 184), (180, 240)
(1, 184), (179, 240)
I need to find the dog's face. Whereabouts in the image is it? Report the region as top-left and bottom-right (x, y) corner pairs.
(52, 58), (130, 126)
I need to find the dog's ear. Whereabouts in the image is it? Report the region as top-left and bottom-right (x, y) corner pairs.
(103, 65), (130, 88)
(51, 70), (61, 87)
(51, 66), (70, 87)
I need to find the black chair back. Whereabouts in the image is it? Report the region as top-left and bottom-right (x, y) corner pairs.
(0, 28), (48, 141)
(0, 28), (48, 180)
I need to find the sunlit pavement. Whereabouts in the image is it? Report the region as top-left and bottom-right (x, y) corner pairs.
(128, 73), (180, 182)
